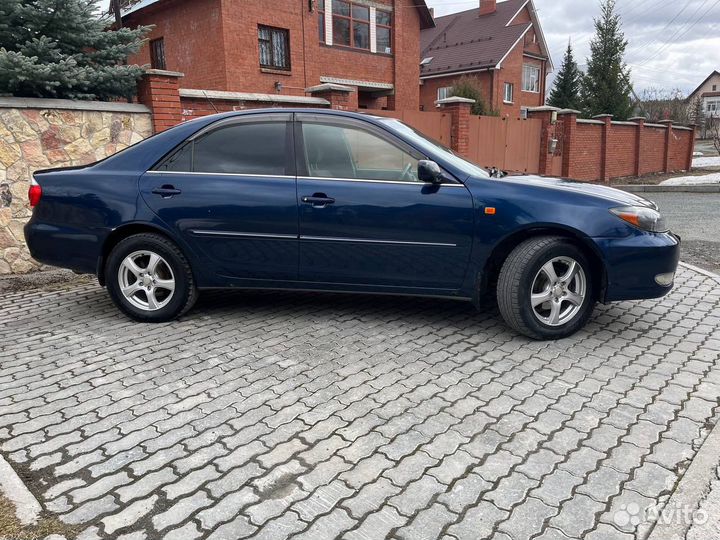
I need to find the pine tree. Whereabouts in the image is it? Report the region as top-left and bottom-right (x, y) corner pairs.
(0, 0), (151, 101)
(580, 0), (634, 120)
(547, 41), (582, 110)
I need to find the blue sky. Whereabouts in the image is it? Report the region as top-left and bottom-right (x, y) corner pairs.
(426, 0), (720, 95)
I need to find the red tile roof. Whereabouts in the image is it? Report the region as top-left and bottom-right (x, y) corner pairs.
(420, 0), (536, 77)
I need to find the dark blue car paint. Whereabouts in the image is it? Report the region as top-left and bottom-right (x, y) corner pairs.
(24, 108), (680, 304)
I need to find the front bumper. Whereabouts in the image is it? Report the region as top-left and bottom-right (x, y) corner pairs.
(594, 231), (681, 302)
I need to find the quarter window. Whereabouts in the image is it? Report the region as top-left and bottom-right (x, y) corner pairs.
(522, 64), (541, 93)
(301, 122), (421, 182)
(193, 122), (288, 175)
(504, 82), (514, 103)
(258, 26), (291, 71)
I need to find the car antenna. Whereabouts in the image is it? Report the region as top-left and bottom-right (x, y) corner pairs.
(201, 90), (219, 114)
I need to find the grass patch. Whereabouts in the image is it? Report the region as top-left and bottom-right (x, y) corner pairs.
(0, 492), (80, 540)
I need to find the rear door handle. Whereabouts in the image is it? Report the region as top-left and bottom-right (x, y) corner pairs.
(301, 194), (335, 207)
(152, 185), (182, 198)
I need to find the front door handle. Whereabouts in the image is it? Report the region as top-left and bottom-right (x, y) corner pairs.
(301, 194), (335, 207)
(152, 185), (182, 198)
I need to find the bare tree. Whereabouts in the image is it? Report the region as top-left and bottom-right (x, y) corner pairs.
(639, 87), (694, 123)
(711, 116), (720, 155)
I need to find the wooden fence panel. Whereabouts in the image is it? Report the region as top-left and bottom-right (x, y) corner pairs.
(364, 109), (452, 147)
(467, 115), (506, 169)
(467, 116), (542, 174)
(505, 118), (542, 174)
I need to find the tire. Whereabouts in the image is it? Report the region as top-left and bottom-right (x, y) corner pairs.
(497, 236), (595, 340)
(105, 233), (197, 322)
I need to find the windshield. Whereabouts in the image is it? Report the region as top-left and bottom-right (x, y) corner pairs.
(378, 118), (490, 179)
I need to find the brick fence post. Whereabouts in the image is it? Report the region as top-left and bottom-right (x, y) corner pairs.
(137, 69), (184, 133)
(593, 114), (613, 184)
(686, 124), (697, 170)
(559, 110), (579, 179)
(629, 116), (646, 177)
(305, 83), (357, 111)
(527, 106), (560, 176)
(659, 119), (673, 173)
(436, 97), (475, 156)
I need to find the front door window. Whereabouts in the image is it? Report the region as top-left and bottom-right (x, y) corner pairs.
(301, 121), (421, 182)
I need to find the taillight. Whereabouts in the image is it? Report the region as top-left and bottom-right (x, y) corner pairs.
(28, 178), (42, 207)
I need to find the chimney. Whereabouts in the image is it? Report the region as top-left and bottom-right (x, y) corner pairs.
(479, 0), (496, 16)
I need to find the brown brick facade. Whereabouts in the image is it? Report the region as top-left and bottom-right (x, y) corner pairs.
(125, 0), (425, 111)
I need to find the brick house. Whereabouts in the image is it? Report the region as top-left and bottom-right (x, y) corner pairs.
(121, 0), (434, 111)
(419, 0), (552, 118)
(687, 70), (720, 138)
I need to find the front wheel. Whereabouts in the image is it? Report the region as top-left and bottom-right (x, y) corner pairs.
(497, 236), (596, 340)
(106, 233), (197, 322)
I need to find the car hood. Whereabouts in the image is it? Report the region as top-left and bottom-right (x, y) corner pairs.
(497, 175), (657, 209)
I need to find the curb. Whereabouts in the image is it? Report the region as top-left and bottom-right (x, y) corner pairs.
(0, 455), (42, 526)
(646, 263), (720, 540)
(645, 414), (720, 540)
(616, 184), (720, 193)
(679, 262), (720, 285)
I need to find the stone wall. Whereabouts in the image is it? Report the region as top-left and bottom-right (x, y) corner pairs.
(0, 97), (152, 274)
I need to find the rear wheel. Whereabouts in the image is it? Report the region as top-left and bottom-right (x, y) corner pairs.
(106, 233), (197, 322)
(497, 236), (595, 340)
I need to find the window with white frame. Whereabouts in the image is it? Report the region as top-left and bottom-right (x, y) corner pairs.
(522, 64), (540, 93)
(504, 82), (514, 103)
(320, 0), (392, 54)
(707, 100), (720, 116)
(437, 87), (453, 101)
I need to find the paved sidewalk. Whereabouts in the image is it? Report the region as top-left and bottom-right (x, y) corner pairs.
(0, 266), (719, 540)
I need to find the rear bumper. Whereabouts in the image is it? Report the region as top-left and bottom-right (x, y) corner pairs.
(24, 220), (102, 275)
(595, 231), (680, 302)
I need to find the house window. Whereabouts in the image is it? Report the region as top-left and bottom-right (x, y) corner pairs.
(376, 9), (392, 53)
(504, 82), (514, 103)
(332, 0), (370, 49)
(522, 64), (540, 93)
(714, 85), (718, 91)
(319, 0), (325, 42)
(149, 38), (166, 70)
(258, 25), (291, 71)
(707, 100), (720, 115)
(437, 87), (453, 101)
(322, 1), (391, 53)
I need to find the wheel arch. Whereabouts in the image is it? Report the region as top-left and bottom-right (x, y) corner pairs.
(98, 222), (190, 286)
(478, 225), (608, 302)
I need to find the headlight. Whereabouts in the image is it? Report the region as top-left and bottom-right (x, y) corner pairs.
(610, 206), (668, 233)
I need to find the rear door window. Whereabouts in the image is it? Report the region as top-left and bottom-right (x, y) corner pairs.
(193, 122), (289, 175)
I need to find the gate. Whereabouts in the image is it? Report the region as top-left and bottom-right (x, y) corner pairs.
(466, 115), (542, 174)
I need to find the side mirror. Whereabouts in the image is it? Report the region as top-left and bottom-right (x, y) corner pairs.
(417, 160), (444, 184)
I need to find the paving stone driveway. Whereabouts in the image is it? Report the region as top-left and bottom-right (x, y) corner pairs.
(1, 266), (720, 540)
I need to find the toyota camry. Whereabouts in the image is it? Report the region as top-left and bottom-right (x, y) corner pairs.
(24, 109), (680, 340)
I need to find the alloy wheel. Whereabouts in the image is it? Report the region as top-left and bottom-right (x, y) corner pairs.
(117, 250), (176, 311)
(530, 256), (586, 327)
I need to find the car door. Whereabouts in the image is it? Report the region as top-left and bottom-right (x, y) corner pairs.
(295, 114), (474, 291)
(139, 113), (299, 281)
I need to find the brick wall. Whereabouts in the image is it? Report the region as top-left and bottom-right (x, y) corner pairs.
(534, 111), (696, 183)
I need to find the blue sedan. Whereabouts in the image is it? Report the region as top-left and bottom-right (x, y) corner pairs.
(24, 109), (679, 340)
